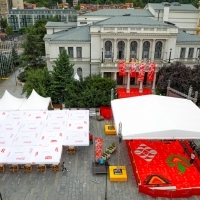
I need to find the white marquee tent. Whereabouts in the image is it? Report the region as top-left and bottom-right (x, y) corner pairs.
(19, 89), (51, 111)
(0, 90), (26, 111)
(111, 95), (200, 140)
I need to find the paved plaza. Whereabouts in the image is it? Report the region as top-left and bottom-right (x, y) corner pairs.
(0, 72), (200, 200)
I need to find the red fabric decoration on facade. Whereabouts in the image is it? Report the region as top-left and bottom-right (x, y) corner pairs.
(137, 62), (146, 82)
(147, 62), (156, 82)
(129, 62), (137, 77)
(118, 61), (126, 76)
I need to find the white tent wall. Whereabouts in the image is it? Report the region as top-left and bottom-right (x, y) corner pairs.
(19, 89), (51, 111)
(111, 95), (200, 140)
(0, 90), (26, 111)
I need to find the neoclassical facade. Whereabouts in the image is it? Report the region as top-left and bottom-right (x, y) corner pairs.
(44, 6), (200, 92)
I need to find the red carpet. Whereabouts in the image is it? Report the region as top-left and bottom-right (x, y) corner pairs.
(117, 88), (152, 98)
(126, 140), (200, 198)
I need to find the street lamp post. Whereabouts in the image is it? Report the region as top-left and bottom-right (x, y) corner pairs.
(102, 48), (104, 63)
(168, 48), (172, 63)
(105, 160), (109, 200)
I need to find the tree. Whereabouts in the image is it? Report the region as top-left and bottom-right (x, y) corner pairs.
(11, 47), (19, 67)
(5, 26), (14, 36)
(22, 67), (52, 97)
(19, 27), (27, 35)
(0, 18), (7, 29)
(50, 49), (74, 102)
(19, 26), (46, 70)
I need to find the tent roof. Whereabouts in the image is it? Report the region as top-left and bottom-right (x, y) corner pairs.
(19, 89), (51, 111)
(0, 90), (26, 111)
(111, 95), (200, 140)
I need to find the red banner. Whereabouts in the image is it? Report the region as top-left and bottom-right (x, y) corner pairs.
(129, 62), (136, 77)
(94, 137), (103, 160)
(137, 62), (146, 82)
(118, 61), (126, 76)
(147, 62), (156, 82)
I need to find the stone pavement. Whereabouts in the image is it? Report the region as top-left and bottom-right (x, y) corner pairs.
(0, 72), (200, 200)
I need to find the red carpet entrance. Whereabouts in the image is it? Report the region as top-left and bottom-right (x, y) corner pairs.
(117, 88), (152, 98)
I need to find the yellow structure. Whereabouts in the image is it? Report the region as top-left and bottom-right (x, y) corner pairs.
(1, 78), (9, 80)
(104, 125), (116, 135)
(109, 166), (128, 182)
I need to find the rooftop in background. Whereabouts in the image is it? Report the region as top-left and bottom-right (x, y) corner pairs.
(96, 16), (173, 27)
(45, 22), (77, 28)
(177, 31), (200, 43)
(83, 9), (153, 17)
(147, 3), (199, 11)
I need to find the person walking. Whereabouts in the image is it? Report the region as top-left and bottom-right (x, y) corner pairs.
(190, 152), (195, 164)
(61, 161), (68, 172)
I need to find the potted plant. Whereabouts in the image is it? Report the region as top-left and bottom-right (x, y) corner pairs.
(102, 153), (107, 160)
(112, 143), (116, 152)
(105, 150), (111, 159)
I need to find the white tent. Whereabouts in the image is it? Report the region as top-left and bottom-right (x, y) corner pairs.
(19, 89), (51, 111)
(0, 90), (26, 111)
(111, 95), (200, 140)
(0, 146), (10, 163)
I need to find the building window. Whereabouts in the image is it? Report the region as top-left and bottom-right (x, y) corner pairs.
(188, 48), (194, 58)
(118, 41), (125, 59)
(154, 41), (162, 59)
(77, 67), (82, 77)
(130, 41), (137, 59)
(59, 47), (65, 54)
(142, 41), (150, 59)
(80, 22), (87, 24)
(105, 41), (112, 58)
(180, 48), (186, 58)
(68, 47), (73, 58)
(76, 47), (82, 58)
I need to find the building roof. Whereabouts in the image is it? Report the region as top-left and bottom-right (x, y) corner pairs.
(44, 25), (90, 42)
(83, 9), (153, 17)
(147, 3), (198, 11)
(45, 22), (77, 28)
(96, 16), (173, 27)
(176, 31), (200, 43)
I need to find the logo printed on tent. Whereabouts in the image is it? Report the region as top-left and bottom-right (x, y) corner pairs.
(59, 133), (62, 137)
(24, 141), (31, 144)
(1, 148), (5, 153)
(35, 152), (38, 156)
(16, 157), (25, 160)
(45, 156), (52, 159)
(55, 147), (58, 152)
(134, 144), (157, 162)
(51, 140), (57, 143)
(75, 140), (83, 143)
(36, 116), (41, 119)
(77, 126), (83, 129)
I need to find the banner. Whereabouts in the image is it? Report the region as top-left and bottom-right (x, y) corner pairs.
(118, 61), (126, 76)
(147, 62), (156, 82)
(94, 137), (103, 160)
(137, 62), (146, 82)
(129, 62), (136, 77)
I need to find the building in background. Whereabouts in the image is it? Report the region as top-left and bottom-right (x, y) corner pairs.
(12, 0), (24, 9)
(7, 9), (77, 31)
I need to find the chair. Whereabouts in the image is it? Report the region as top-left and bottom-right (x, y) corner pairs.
(37, 164), (46, 172)
(0, 164), (5, 173)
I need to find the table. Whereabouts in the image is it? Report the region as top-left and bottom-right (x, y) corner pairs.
(9, 164), (19, 172)
(23, 164), (32, 173)
(37, 164), (46, 172)
(50, 164), (60, 172)
(67, 146), (76, 154)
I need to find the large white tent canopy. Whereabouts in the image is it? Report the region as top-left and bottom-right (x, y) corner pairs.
(19, 89), (51, 111)
(0, 90), (26, 111)
(111, 95), (200, 140)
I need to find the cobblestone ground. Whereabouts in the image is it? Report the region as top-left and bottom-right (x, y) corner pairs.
(0, 72), (200, 200)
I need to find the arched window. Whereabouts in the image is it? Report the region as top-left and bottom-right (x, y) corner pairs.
(154, 41), (162, 59)
(105, 41), (112, 58)
(142, 41), (150, 59)
(77, 67), (82, 77)
(130, 41), (137, 59)
(118, 41), (125, 59)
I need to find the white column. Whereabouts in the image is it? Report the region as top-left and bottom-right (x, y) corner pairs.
(139, 39), (143, 61)
(74, 46), (76, 58)
(126, 70), (130, 93)
(139, 82), (143, 93)
(164, 39), (168, 61)
(126, 38), (130, 61)
(193, 47), (198, 61)
(102, 72), (104, 78)
(185, 47), (189, 61)
(151, 39), (156, 61)
(114, 72), (117, 80)
(114, 39), (117, 60)
(152, 72), (157, 93)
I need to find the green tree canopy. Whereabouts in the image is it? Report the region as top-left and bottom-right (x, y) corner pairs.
(0, 18), (7, 29)
(5, 26), (14, 36)
(50, 49), (74, 102)
(22, 67), (52, 97)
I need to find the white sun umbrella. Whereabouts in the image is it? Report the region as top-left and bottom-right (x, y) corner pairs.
(74, 73), (80, 81)
(68, 110), (89, 120)
(0, 146), (10, 163)
(4, 146), (36, 164)
(32, 145), (62, 165)
(0, 132), (17, 147)
(47, 110), (69, 121)
(43, 120), (67, 132)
